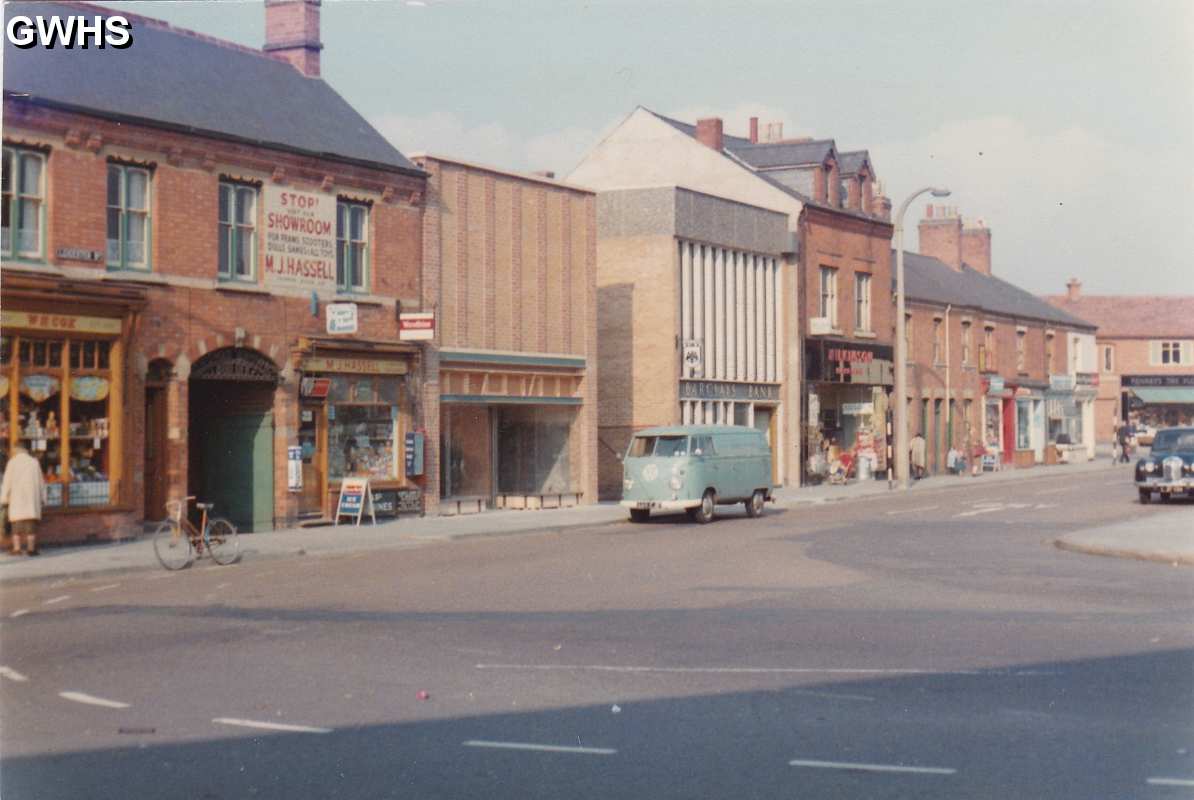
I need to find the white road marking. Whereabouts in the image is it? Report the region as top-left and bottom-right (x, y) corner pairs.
(463, 740), (616, 755)
(10, 609), (30, 618)
(791, 689), (875, 702)
(43, 595), (71, 606)
(885, 506), (939, 516)
(0, 666), (29, 682)
(212, 717), (331, 734)
(90, 583), (120, 593)
(1147, 778), (1194, 787)
(474, 663), (1044, 677)
(1033, 487), (1069, 495)
(146, 573), (177, 581)
(1034, 503), (1059, 510)
(59, 691), (130, 709)
(215, 583), (230, 590)
(790, 758), (956, 775)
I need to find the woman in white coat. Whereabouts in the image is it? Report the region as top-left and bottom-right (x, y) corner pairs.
(1, 446), (46, 555)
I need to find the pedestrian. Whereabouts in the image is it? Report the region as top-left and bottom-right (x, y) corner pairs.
(1116, 423), (1132, 464)
(0, 445), (45, 556)
(910, 432), (927, 480)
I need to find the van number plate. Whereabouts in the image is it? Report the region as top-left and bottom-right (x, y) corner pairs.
(634, 502), (651, 509)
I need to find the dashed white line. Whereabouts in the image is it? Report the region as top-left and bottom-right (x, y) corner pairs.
(885, 506), (939, 516)
(463, 740), (616, 755)
(1034, 503), (1059, 510)
(146, 573), (177, 581)
(0, 666), (29, 682)
(43, 595), (71, 606)
(954, 506), (1005, 518)
(212, 717), (331, 734)
(9, 609), (30, 618)
(90, 583), (120, 593)
(1148, 777), (1194, 787)
(790, 758), (956, 775)
(59, 691), (130, 709)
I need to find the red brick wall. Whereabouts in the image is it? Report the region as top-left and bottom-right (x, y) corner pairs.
(918, 216), (962, 271)
(800, 205), (894, 344)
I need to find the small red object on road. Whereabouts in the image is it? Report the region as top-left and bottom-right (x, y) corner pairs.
(416, 691), (430, 701)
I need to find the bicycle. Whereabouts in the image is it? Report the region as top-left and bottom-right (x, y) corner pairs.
(153, 496), (239, 570)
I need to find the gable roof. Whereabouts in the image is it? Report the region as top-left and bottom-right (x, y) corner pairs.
(724, 139), (836, 170)
(2, 1), (420, 175)
(838, 150), (871, 177)
(899, 251), (1096, 329)
(1039, 295), (1194, 338)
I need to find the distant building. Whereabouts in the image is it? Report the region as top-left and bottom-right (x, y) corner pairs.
(1042, 281), (1194, 442)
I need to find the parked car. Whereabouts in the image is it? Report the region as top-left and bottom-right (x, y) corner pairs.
(1135, 426), (1194, 503)
(620, 425), (773, 523)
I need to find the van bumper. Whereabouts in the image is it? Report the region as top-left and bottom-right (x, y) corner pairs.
(620, 499), (702, 511)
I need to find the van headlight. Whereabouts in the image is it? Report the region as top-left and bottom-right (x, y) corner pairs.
(624, 479), (634, 491)
(1144, 462), (1156, 473)
(669, 476), (682, 490)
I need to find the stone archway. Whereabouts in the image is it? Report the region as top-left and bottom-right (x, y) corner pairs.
(188, 348), (280, 531)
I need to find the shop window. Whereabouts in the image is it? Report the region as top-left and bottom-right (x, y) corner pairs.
(336, 200), (369, 292)
(819, 266), (838, 328)
(854, 273), (871, 333)
(1016, 399), (1032, 450)
(985, 398), (1002, 451)
(496, 406), (574, 495)
(218, 182), (257, 281)
(2, 146), (46, 261)
(326, 375), (401, 481)
(107, 164), (151, 270)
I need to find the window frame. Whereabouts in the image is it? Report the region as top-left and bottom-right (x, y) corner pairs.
(1160, 341), (1184, 366)
(961, 320), (972, 366)
(1045, 332), (1055, 374)
(1016, 329), (1027, 373)
(106, 163), (152, 272)
(2, 145), (47, 262)
(932, 317), (945, 365)
(1102, 345), (1114, 373)
(217, 181), (258, 282)
(819, 266), (838, 328)
(336, 199), (370, 294)
(853, 272), (872, 333)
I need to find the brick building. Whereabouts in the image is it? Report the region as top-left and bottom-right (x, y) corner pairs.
(907, 207), (1098, 472)
(1, 1), (430, 542)
(569, 108), (895, 489)
(412, 154), (598, 514)
(1042, 282), (1194, 442)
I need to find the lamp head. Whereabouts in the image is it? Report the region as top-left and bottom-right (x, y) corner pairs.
(930, 188), (951, 198)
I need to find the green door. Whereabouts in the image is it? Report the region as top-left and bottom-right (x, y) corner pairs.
(201, 412), (274, 532)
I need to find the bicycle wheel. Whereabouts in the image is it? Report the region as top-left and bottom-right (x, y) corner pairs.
(153, 520), (193, 570)
(205, 517), (239, 565)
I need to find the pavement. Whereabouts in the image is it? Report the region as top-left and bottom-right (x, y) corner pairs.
(1, 454), (1190, 583)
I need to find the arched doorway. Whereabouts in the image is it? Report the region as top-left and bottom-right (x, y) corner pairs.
(188, 348), (279, 531)
(143, 358), (174, 521)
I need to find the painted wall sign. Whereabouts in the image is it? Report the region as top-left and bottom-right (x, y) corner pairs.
(300, 356), (408, 375)
(326, 302), (359, 335)
(262, 185), (337, 291)
(399, 312), (435, 341)
(1122, 374), (1194, 388)
(682, 339), (704, 378)
(804, 339), (894, 385)
(1, 310), (122, 335)
(55, 247), (104, 263)
(679, 380), (780, 402)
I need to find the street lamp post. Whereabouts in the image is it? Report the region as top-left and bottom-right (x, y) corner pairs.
(893, 186), (951, 490)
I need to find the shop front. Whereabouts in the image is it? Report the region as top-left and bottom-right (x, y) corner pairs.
(982, 376), (1012, 467)
(679, 379), (781, 484)
(439, 351), (589, 514)
(294, 340), (423, 521)
(1047, 373), (1096, 462)
(1121, 375), (1194, 432)
(803, 339), (893, 481)
(0, 276), (146, 543)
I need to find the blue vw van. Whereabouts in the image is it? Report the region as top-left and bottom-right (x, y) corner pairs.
(620, 425), (773, 523)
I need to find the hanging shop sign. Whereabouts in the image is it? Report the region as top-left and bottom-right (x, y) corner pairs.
(1048, 374), (1075, 392)
(682, 339), (704, 378)
(299, 356), (408, 375)
(679, 380), (780, 402)
(804, 339), (893, 385)
(335, 477), (377, 526)
(20, 375), (60, 402)
(1, 310), (122, 335)
(262, 185), (337, 292)
(300, 376), (332, 398)
(1075, 372), (1099, 387)
(987, 376), (1005, 394)
(70, 376), (111, 402)
(841, 402), (875, 416)
(404, 431), (425, 477)
(326, 303), (359, 335)
(287, 446), (303, 492)
(398, 312), (435, 341)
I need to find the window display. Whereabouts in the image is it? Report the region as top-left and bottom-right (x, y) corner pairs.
(1016, 399), (1032, 450)
(324, 375), (401, 481)
(985, 398), (1002, 451)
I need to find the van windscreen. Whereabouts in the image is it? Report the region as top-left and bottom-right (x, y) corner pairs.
(654, 436), (689, 457)
(627, 436), (656, 458)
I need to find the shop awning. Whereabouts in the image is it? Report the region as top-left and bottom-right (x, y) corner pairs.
(1130, 387), (1194, 404)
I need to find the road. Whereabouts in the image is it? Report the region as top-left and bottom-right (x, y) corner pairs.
(1, 468), (1192, 799)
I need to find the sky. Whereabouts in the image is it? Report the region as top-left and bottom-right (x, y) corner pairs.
(98, 0), (1194, 296)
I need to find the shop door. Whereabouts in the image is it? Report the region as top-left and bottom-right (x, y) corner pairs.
(143, 386), (168, 521)
(753, 406), (776, 485)
(297, 404), (325, 516)
(933, 399), (943, 473)
(201, 413), (274, 532)
(1002, 397), (1015, 464)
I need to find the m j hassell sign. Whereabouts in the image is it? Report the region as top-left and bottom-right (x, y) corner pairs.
(263, 186), (337, 292)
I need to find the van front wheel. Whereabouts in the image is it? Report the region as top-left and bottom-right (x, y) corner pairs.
(629, 508), (650, 523)
(688, 490), (716, 524)
(745, 490), (765, 518)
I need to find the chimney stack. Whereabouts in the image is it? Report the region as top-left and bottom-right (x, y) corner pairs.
(264, 0), (323, 78)
(749, 116), (759, 144)
(918, 205), (963, 270)
(1066, 277), (1082, 301)
(695, 117), (724, 151)
(961, 220), (992, 276)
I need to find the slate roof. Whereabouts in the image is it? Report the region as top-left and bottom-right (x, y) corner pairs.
(1039, 295), (1194, 338)
(2, 1), (419, 175)
(724, 139), (836, 169)
(838, 150), (870, 176)
(899, 251), (1096, 329)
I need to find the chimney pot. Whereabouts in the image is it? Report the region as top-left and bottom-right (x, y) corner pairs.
(749, 117), (759, 144)
(1066, 278), (1081, 301)
(695, 117), (724, 152)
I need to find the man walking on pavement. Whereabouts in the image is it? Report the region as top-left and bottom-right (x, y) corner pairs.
(1, 445), (45, 556)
